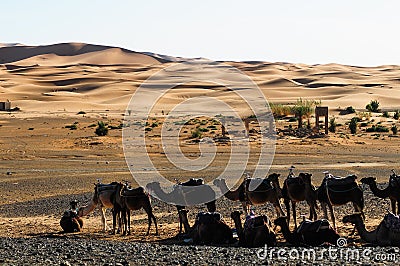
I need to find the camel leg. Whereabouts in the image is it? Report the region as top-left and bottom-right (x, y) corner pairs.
(397, 200), (400, 215)
(242, 201), (249, 216)
(390, 198), (396, 214)
(292, 201), (297, 230)
(100, 207), (108, 232)
(127, 210), (131, 235)
(284, 198), (290, 224)
(111, 208), (117, 235)
(273, 198), (285, 217)
(327, 203), (335, 230)
(321, 202), (328, 220)
(152, 213), (159, 235)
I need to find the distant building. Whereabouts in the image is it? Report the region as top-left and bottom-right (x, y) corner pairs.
(0, 100), (11, 111)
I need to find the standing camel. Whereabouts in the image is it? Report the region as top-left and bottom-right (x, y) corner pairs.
(361, 175), (400, 214)
(281, 172), (318, 229)
(78, 181), (119, 232)
(213, 173), (285, 217)
(146, 178), (216, 234)
(230, 210), (276, 247)
(113, 182), (158, 235)
(316, 172), (364, 230)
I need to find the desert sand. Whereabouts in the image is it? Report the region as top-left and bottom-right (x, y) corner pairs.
(1, 43), (400, 265)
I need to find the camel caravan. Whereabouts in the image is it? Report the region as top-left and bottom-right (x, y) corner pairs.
(62, 167), (400, 247)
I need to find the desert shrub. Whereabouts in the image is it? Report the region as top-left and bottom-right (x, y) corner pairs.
(366, 125), (389, 133)
(288, 117), (297, 122)
(207, 125), (217, 129)
(394, 110), (400, 120)
(366, 100), (380, 112)
(191, 128), (202, 139)
(270, 103), (292, 118)
(360, 122), (369, 127)
(145, 127), (152, 132)
(391, 125), (398, 135)
(198, 127), (209, 132)
(151, 122), (158, 128)
(349, 117), (358, 134)
(346, 106), (356, 114)
(77, 111), (86, 115)
(329, 117), (337, 133)
(65, 124), (77, 130)
(291, 98), (321, 128)
(357, 112), (371, 121)
(95, 121), (108, 136)
(382, 111), (390, 118)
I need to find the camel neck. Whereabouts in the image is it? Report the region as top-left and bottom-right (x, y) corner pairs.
(219, 180), (240, 201)
(353, 220), (376, 243)
(368, 181), (390, 198)
(279, 222), (298, 245)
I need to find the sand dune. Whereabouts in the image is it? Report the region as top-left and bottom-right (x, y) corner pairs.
(0, 42), (400, 114)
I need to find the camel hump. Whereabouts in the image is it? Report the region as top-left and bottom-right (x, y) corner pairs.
(297, 219), (332, 234)
(384, 213), (400, 232)
(196, 212), (222, 224)
(122, 186), (145, 197)
(181, 178), (204, 186)
(326, 175), (357, 187)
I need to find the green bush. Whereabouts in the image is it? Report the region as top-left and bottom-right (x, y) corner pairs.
(366, 125), (389, 133)
(346, 106), (356, 113)
(366, 100), (380, 112)
(394, 110), (400, 120)
(191, 128), (202, 139)
(329, 118), (337, 133)
(382, 111), (390, 118)
(349, 117), (358, 134)
(95, 121), (108, 136)
(198, 127), (209, 132)
(391, 125), (398, 135)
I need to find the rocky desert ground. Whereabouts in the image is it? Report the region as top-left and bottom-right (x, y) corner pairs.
(1, 43), (400, 265)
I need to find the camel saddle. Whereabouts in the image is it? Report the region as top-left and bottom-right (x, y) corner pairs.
(96, 182), (118, 193)
(196, 212), (222, 224)
(180, 178), (204, 186)
(244, 216), (267, 231)
(384, 213), (400, 232)
(390, 174), (400, 187)
(284, 177), (304, 187)
(296, 219), (331, 234)
(245, 178), (272, 191)
(121, 186), (145, 197)
(325, 174), (357, 187)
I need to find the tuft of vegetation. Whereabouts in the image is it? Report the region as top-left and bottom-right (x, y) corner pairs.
(391, 125), (398, 135)
(270, 103), (292, 118)
(191, 128), (202, 139)
(366, 125), (389, 133)
(65, 124), (77, 130)
(382, 111), (390, 118)
(291, 98), (321, 128)
(95, 121), (108, 136)
(329, 117), (337, 133)
(366, 100), (380, 112)
(346, 106), (356, 114)
(394, 110), (400, 120)
(349, 117), (358, 134)
(198, 127), (209, 132)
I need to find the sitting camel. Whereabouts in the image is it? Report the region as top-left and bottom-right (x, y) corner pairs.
(146, 178), (215, 234)
(213, 173), (284, 217)
(78, 181), (120, 232)
(112, 182), (158, 235)
(316, 172), (364, 230)
(343, 213), (400, 246)
(60, 200), (83, 233)
(280, 172), (318, 229)
(274, 216), (340, 246)
(361, 175), (400, 214)
(230, 210), (276, 247)
(178, 209), (233, 245)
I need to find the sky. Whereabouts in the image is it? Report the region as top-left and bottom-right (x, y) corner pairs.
(1, 0), (399, 66)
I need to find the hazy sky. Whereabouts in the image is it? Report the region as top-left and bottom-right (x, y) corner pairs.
(2, 0), (399, 66)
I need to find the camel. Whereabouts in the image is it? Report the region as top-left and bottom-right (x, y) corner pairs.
(213, 173), (285, 217)
(281, 172), (318, 229)
(343, 213), (400, 246)
(146, 178), (216, 234)
(230, 210), (276, 247)
(361, 176), (400, 214)
(78, 181), (120, 232)
(316, 173), (364, 230)
(60, 200), (83, 233)
(113, 182), (158, 235)
(274, 216), (340, 246)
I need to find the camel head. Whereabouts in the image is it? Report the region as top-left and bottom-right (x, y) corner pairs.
(230, 210), (243, 221)
(298, 172), (313, 184)
(360, 177), (376, 185)
(266, 173), (280, 183)
(342, 213), (364, 225)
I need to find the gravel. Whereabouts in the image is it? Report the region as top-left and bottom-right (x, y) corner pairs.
(1, 237), (399, 265)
